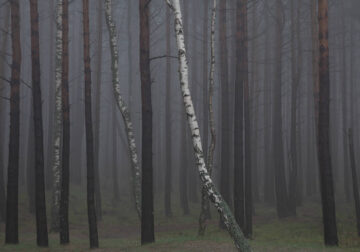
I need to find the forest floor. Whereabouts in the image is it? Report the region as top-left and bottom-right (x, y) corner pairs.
(0, 186), (360, 251)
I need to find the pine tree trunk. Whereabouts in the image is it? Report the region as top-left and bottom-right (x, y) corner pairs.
(242, 0), (252, 238)
(83, 0), (99, 248)
(199, 0), (216, 236)
(94, 0), (103, 221)
(164, 6), (172, 217)
(104, 0), (141, 219)
(234, 0), (245, 233)
(5, 0), (21, 244)
(317, 0), (338, 246)
(0, 6), (10, 223)
(139, 0), (155, 244)
(50, 0), (63, 233)
(166, 1), (250, 250)
(348, 129), (360, 236)
(112, 102), (120, 202)
(219, 0), (231, 214)
(263, 1), (274, 205)
(59, 0), (70, 244)
(29, 0), (49, 246)
(272, 0), (290, 218)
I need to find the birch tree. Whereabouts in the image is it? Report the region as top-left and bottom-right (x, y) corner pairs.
(104, 0), (141, 219)
(165, 1), (250, 251)
(50, 0), (63, 233)
(199, 0), (217, 236)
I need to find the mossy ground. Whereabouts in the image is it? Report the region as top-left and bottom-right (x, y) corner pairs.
(0, 186), (359, 251)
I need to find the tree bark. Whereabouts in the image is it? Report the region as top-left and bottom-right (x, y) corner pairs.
(83, 0), (99, 248)
(348, 129), (360, 236)
(94, 0), (103, 221)
(104, 0), (141, 219)
(165, 1), (250, 251)
(59, 0), (70, 244)
(29, 0), (49, 246)
(164, 5), (172, 217)
(139, 0), (155, 244)
(234, 0), (245, 233)
(219, 0), (231, 214)
(199, 0), (217, 236)
(0, 7), (10, 223)
(50, 0), (63, 233)
(317, 0), (338, 246)
(272, 0), (290, 218)
(5, 0), (21, 244)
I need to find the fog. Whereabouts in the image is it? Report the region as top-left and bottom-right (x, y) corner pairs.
(0, 0), (360, 250)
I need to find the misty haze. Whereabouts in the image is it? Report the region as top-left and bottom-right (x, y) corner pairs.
(0, 0), (360, 251)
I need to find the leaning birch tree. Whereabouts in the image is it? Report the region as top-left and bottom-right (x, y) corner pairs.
(50, 0), (63, 232)
(165, 1), (250, 251)
(199, 0), (217, 236)
(104, 0), (141, 219)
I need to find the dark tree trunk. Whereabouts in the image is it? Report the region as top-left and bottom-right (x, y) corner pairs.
(348, 129), (360, 236)
(60, 0), (70, 244)
(112, 102), (119, 202)
(83, 0), (99, 248)
(234, 0), (245, 232)
(94, 0), (103, 221)
(243, 2), (252, 238)
(5, 0), (21, 244)
(45, 0), (55, 190)
(272, 0), (290, 218)
(164, 6), (172, 218)
(288, 0), (301, 216)
(27, 109), (35, 215)
(139, 0), (155, 245)
(263, 1), (274, 205)
(317, 0), (338, 246)
(30, 0), (49, 246)
(219, 0), (231, 218)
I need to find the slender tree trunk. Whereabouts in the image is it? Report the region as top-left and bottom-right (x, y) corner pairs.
(104, 0), (141, 219)
(139, 0), (155, 244)
(59, 0), (70, 244)
(27, 108), (35, 215)
(94, 0), (103, 221)
(219, 0), (231, 214)
(234, 0), (245, 232)
(112, 101), (120, 202)
(263, 1), (274, 205)
(164, 6), (172, 217)
(45, 0), (56, 190)
(166, 1), (250, 251)
(5, 0), (21, 244)
(288, 0), (300, 216)
(50, 0), (63, 233)
(83, 0), (99, 248)
(272, 0), (290, 218)
(0, 6), (10, 223)
(348, 129), (360, 236)
(29, 0), (49, 246)
(199, 0), (217, 236)
(317, 0), (338, 246)
(179, 0), (189, 216)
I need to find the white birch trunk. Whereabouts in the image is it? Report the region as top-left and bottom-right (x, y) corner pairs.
(166, 0), (250, 251)
(50, 0), (63, 232)
(104, 0), (141, 219)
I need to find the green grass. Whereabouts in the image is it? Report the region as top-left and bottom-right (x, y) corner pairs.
(0, 186), (359, 251)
